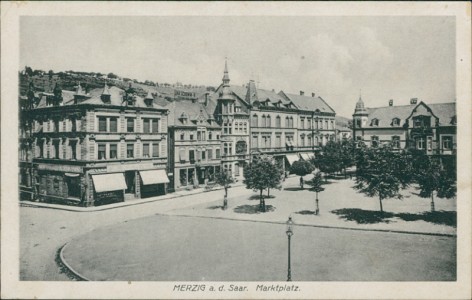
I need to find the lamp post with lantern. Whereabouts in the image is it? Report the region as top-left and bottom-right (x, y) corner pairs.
(286, 216), (294, 281)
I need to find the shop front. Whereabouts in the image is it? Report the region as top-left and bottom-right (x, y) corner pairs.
(139, 169), (169, 198)
(91, 173), (127, 206)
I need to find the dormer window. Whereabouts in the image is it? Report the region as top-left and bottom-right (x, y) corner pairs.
(392, 118), (400, 126)
(450, 116), (457, 125)
(371, 118), (379, 126)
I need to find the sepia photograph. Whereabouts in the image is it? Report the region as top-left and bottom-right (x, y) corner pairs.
(2, 1), (471, 299)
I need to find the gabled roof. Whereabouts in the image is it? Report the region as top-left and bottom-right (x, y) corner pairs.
(280, 92), (335, 114)
(167, 100), (220, 128)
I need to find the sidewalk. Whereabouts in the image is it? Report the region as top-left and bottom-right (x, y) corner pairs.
(20, 181), (245, 212)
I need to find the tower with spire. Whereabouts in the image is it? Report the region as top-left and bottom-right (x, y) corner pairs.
(352, 91), (369, 138)
(217, 58), (236, 124)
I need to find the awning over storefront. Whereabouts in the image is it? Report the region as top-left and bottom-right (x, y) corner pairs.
(285, 154), (300, 166)
(300, 153), (311, 161)
(65, 173), (80, 177)
(91, 173), (127, 193)
(140, 169), (170, 185)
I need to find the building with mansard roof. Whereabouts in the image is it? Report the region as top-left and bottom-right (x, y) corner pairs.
(19, 82), (169, 207)
(352, 97), (456, 158)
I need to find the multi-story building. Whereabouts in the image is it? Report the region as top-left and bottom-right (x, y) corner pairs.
(20, 83), (169, 207)
(167, 99), (222, 191)
(209, 61), (337, 175)
(352, 97), (456, 157)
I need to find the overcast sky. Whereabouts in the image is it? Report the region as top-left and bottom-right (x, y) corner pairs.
(20, 16), (455, 117)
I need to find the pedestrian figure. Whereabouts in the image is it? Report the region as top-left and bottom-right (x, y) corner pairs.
(300, 176), (304, 189)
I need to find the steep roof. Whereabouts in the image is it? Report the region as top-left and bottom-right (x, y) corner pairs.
(281, 92), (335, 114)
(167, 100), (220, 128)
(365, 102), (456, 127)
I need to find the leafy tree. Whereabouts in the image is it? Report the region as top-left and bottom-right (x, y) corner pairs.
(354, 145), (412, 213)
(243, 155), (283, 212)
(107, 72), (118, 79)
(290, 160), (314, 189)
(306, 172), (325, 215)
(417, 157), (456, 212)
(24, 66), (33, 76)
(214, 171), (235, 210)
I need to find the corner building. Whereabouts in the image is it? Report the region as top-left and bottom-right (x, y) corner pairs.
(21, 83), (169, 207)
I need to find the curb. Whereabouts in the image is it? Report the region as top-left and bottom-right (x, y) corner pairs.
(20, 183), (245, 212)
(160, 213), (457, 237)
(58, 243), (91, 281)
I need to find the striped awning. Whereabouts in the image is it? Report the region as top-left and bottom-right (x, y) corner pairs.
(92, 173), (127, 193)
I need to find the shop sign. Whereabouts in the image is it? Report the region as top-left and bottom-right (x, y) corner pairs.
(107, 162), (154, 173)
(95, 190), (122, 203)
(37, 164), (83, 174)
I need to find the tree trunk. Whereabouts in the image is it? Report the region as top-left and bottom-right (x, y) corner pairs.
(267, 188), (270, 197)
(431, 192), (435, 213)
(259, 189), (264, 212)
(379, 197), (384, 213)
(225, 186), (228, 198)
(315, 191), (319, 215)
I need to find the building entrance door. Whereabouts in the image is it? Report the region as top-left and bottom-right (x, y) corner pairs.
(124, 171), (135, 195)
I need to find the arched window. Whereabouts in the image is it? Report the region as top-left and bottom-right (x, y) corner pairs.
(285, 117), (289, 128)
(266, 115), (271, 128)
(276, 115), (281, 128)
(252, 114), (258, 127)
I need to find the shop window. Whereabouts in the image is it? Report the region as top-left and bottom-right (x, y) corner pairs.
(98, 117), (107, 132)
(143, 143), (150, 158)
(152, 143), (159, 157)
(127, 118), (134, 132)
(127, 144), (134, 158)
(98, 144), (106, 160)
(110, 117), (118, 132)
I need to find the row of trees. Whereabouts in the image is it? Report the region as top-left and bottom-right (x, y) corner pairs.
(213, 139), (456, 215)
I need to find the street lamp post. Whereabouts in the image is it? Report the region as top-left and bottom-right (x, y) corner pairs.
(286, 216), (294, 281)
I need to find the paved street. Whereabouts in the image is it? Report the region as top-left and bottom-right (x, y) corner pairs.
(20, 176), (456, 281)
(61, 214), (456, 281)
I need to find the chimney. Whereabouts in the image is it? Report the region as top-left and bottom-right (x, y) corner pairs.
(410, 98), (418, 105)
(389, 99), (393, 106)
(312, 92), (315, 98)
(300, 91), (304, 96)
(204, 92), (209, 106)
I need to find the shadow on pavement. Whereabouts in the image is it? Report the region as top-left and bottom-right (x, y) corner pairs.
(296, 210), (316, 215)
(233, 204), (276, 214)
(331, 208), (395, 224)
(248, 194), (276, 200)
(331, 208), (457, 227)
(283, 187), (305, 191)
(396, 211), (456, 227)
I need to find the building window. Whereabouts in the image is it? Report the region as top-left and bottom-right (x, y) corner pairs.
(413, 116), (431, 128)
(208, 132), (212, 140)
(180, 133), (185, 140)
(416, 137), (425, 150)
(143, 143), (150, 157)
(53, 140), (60, 158)
(143, 119), (150, 133)
(252, 114), (258, 127)
(224, 143), (232, 156)
(276, 116), (281, 128)
(216, 149), (221, 159)
(109, 144), (118, 159)
(71, 118), (77, 132)
(208, 149), (213, 159)
(127, 118), (134, 132)
(301, 135), (305, 147)
(301, 118), (305, 129)
(307, 135), (312, 146)
(252, 135), (258, 149)
(127, 144), (134, 158)
(109, 117), (118, 132)
(197, 131), (202, 141)
(202, 150), (206, 160)
(442, 136), (453, 150)
(391, 136), (400, 149)
(236, 141), (247, 154)
(179, 148), (186, 162)
(371, 119), (379, 126)
(266, 115), (271, 128)
(392, 118), (400, 126)
(190, 134), (194, 140)
(371, 136), (379, 147)
(70, 140), (77, 160)
(54, 119), (60, 133)
(152, 119), (159, 133)
(290, 117), (294, 128)
(427, 136), (433, 150)
(98, 117), (107, 132)
(276, 135), (281, 148)
(261, 115), (266, 128)
(98, 144), (106, 160)
(189, 150), (195, 163)
(152, 143), (159, 157)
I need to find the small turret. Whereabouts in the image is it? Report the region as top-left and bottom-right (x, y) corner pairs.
(144, 90), (154, 107)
